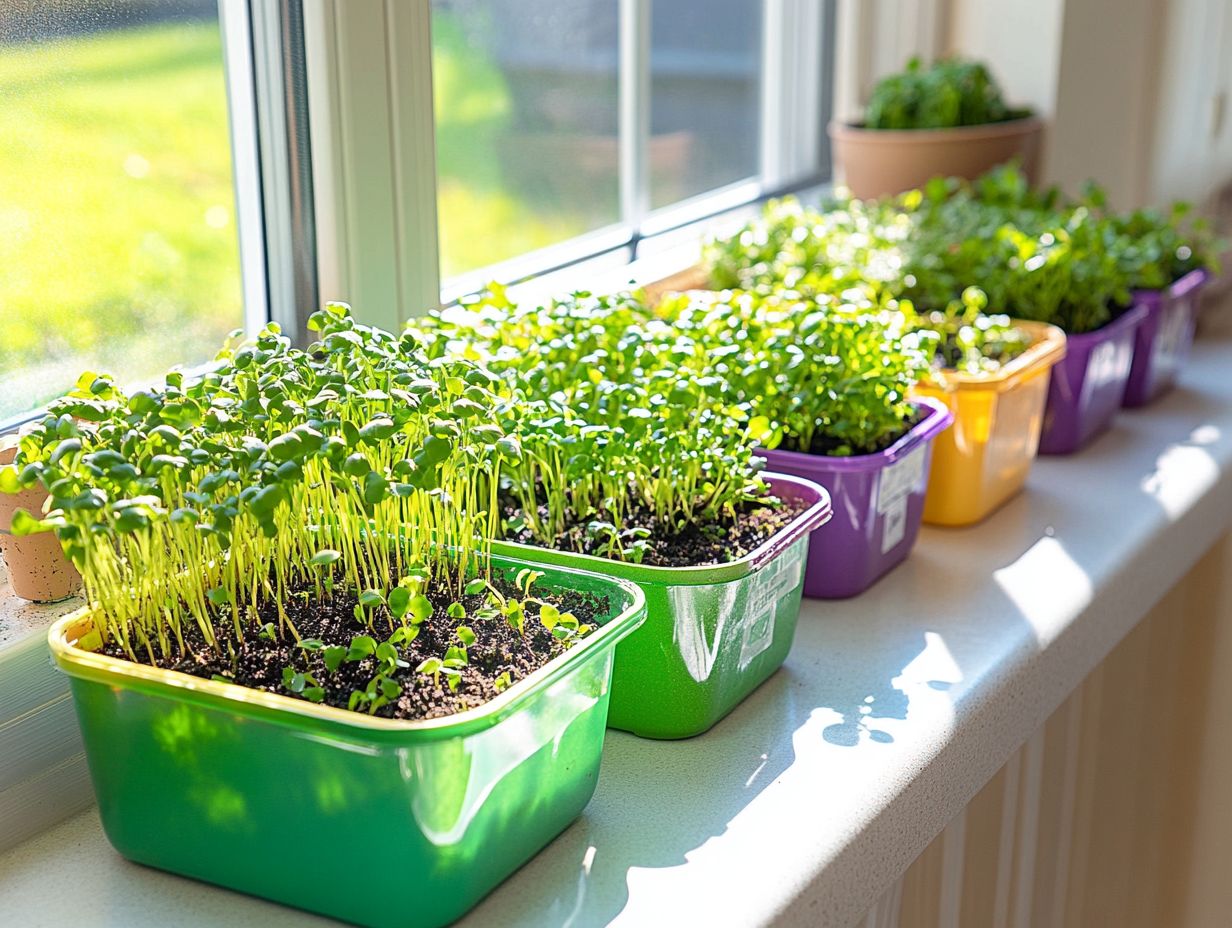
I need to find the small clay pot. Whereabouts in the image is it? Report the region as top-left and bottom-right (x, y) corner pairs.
(0, 446), (81, 603)
(828, 115), (1044, 201)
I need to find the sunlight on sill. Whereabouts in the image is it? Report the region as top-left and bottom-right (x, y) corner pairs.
(994, 536), (1093, 646)
(894, 631), (964, 695)
(1140, 424), (1222, 520)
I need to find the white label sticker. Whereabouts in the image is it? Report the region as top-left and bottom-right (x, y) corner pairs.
(1080, 337), (1131, 409)
(739, 548), (802, 670)
(877, 447), (925, 513)
(881, 496), (908, 554)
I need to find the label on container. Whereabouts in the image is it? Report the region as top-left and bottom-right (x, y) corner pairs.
(1152, 297), (1192, 384)
(881, 496), (908, 554)
(739, 546), (803, 670)
(1082, 338), (1131, 409)
(876, 447), (925, 513)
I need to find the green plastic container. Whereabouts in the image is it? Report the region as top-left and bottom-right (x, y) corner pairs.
(491, 473), (831, 739)
(48, 555), (645, 928)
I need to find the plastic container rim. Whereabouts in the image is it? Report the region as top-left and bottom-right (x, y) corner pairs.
(1132, 267), (1211, 305)
(490, 472), (832, 587)
(48, 557), (646, 741)
(920, 319), (1066, 394)
(757, 396), (953, 473)
(1060, 300), (1149, 349)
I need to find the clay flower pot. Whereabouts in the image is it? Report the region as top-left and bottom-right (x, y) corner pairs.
(0, 446), (80, 602)
(828, 115), (1044, 201)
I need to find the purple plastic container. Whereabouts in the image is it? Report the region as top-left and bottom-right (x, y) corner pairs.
(1038, 302), (1148, 455)
(1123, 268), (1211, 407)
(757, 397), (953, 600)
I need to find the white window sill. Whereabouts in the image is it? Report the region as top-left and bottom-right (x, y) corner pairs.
(3, 319), (1232, 925)
(0, 566), (90, 853)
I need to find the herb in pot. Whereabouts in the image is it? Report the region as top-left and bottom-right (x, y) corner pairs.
(5, 304), (606, 720)
(1078, 183), (1223, 290)
(662, 289), (935, 456)
(407, 290), (796, 567)
(864, 57), (1031, 130)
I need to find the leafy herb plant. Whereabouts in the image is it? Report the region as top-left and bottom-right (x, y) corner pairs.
(660, 289), (935, 456)
(407, 289), (778, 565)
(705, 162), (1140, 340)
(3, 303), (600, 718)
(864, 57), (1029, 131)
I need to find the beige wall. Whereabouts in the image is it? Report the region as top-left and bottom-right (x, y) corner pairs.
(837, 0), (1232, 209)
(945, 0), (1232, 209)
(862, 533), (1232, 928)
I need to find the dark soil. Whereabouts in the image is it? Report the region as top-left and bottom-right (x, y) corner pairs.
(777, 412), (921, 458)
(100, 574), (610, 722)
(505, 495), (810, 568)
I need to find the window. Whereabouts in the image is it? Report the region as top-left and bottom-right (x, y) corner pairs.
(0, 0), (247, 422)
(431, 0), (620, 278)
(428, 0), (832, 299)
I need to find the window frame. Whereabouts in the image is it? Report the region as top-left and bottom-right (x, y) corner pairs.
(305, 0), (838, 324)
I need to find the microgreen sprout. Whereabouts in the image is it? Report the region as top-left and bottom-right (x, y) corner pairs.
(2, 304), (521, 670)
(406, 290), (774, 557)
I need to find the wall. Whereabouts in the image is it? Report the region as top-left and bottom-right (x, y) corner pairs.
(860, 532), (1232, 928)
(946, 0), (1232, 208)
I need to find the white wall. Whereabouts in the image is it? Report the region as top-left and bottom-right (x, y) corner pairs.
(838, 0), (1232, 210)
(946, 0), (1232, 209)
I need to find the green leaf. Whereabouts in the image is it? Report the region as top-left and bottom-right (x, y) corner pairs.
(363, 471), (389, 505)
(346, 635), (376, 662)
(206, 587), (233, 607)
(10, 509), (50, 536)
(455, 625), (476, 647)
(388, 586), (411, 618)
(464, 577), (487, 596)
(323, 646), (347, 673)
(539, 604), (560, 630)
(358, 588), (385, 608)
(310, 549), (342, 568)
(390, 625), (420, 647)
(408, 594), (433, 624)
(0, 466), (21, 495)
(297, 638), (324, 651)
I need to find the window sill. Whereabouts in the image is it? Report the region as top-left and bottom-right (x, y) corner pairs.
(0, 567), (90, 854)
(3, 323), (1232, 924)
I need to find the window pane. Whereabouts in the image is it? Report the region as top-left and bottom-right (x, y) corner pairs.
(431, 0), (620, 279)
(649, 0), (762, 210)
(0, 0), (244, 421)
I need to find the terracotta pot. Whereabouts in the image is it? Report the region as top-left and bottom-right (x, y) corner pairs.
(0, 447), (80, 603)
(828, 115), (1044, 201)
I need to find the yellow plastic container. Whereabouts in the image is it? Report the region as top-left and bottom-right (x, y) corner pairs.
(914, 321), (1067, 527)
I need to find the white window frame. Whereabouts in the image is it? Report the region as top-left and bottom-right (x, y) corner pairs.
(303, 0), (842, 325)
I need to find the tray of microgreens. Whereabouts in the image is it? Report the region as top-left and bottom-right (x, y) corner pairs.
(407, 289), (832, 739)
(19, 304), (645, 928)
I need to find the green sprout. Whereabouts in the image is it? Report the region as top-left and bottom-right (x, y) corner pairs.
(2, 304), (520, 670)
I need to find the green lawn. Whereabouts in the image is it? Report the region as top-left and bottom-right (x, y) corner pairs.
(0, 17), (605, 419)
(0, 22), (243, 419)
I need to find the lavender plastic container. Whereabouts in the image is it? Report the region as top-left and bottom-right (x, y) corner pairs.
(1038, 303), (1148, 455)
(757, 397), (953, 600)
(1123, 269), (1211, 407)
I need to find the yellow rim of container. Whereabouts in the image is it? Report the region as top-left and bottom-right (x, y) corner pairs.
(920, 319), (1066, 394)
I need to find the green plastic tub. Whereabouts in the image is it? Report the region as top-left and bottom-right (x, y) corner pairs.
(491, 473), (831, 739)
(49, 555), (645, 928)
